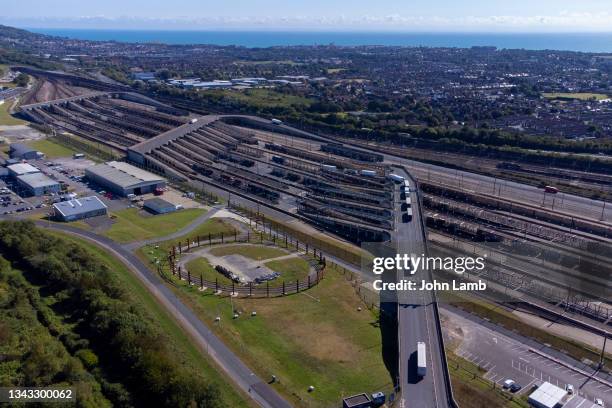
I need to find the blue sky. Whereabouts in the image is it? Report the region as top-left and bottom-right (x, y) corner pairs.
(3, 0), (612, 31)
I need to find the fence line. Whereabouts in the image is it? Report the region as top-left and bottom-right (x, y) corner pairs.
(158, 217), (329, 297)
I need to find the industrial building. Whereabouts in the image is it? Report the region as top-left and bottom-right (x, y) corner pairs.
(527, 382), (567, 408)
(7, 162), (40, 177)
(16, 173), (61, 196)
(9, 143), (43, 160)
(143, 197), (177, 215)
(85, 161), (166, 197)
(53, 196), (108, 222)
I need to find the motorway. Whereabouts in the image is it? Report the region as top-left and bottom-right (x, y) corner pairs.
(32, 221), (292, 408)
(392, 167), (453, 408)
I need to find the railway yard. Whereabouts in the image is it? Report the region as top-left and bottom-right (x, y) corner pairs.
(13, 70), (612, 321)
(5, 69), (612, 407)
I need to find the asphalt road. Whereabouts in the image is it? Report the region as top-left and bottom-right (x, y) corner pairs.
(443, 306), (612, 407)
(34, 221), (292, 408)
(392, 168), (452, 408)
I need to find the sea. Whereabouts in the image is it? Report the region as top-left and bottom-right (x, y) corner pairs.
(27, 29), (612, 53)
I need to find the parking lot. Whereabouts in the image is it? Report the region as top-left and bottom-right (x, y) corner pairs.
(443, 307), (612, 407)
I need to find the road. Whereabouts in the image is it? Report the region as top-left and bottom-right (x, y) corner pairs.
(392, 167), (453, 408)
(442, 306), (612, 407)
(122, 205), (223, 250)
(34, 221), (292, 408)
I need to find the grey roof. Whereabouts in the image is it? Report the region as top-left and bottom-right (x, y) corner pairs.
(86, 161), (164, 189)
(53, 196), (107, 217)
(7, 162), (39, 175)
(143, 197), (175, 213)
(16, 172), (59, 189)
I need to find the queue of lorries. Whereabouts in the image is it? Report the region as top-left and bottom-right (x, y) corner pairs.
(388, 173), (413, 223)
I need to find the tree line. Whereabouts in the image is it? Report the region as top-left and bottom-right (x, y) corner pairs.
(0, 221), (224, 408)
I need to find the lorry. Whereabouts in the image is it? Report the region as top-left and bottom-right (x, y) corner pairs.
(417, 341), (427, 377)
(388, 173), (405, 183)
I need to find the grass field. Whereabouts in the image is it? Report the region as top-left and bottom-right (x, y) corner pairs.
(104, 208), (207, 243)
(160, 218), (238, 250)
(27, 138), (78, 158)
(49, 231), (252, 407)
(165, 264), (394, 407)
(209, 244), (288, 260)
(202, 88), (313, 109)
(186, 245), (312, 285)
(0, 99), (25, 126)
(265, 257), (311, 283)
(186, 256), (234, 285)
(447, 352), (530, 408)
(543, 92), (609, 101)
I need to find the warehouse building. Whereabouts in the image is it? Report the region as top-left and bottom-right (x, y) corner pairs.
(53, 196), (107, 222)
(7, 162), (40, 177)
(143, 197), (177, 215)
(16, 173), (61, 196)
(85, 161), (165, 197)
(9, 143), (43, 160)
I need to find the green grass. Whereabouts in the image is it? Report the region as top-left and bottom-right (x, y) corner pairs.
(202, 88), (313, 109)
(0, 99), (25, 125)
(159, 218), (239, 250)
(186, 246), (312, 285)
(447, 352), (530, 408)
(103, 208), (206, 243)
(27, 138), (78, 158)
(543, 92), (609, 101)
(265, 257), (311, 283)
(186, 257), (233, 285)
(209, 244), (288, 260)
(163, 264), (394, 407)
(48, 230), (252, 407)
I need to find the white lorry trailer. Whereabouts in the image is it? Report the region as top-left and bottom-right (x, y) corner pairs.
(417, 341), (427, 377)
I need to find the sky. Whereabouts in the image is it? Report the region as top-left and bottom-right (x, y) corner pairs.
(2, 0), (612, 31)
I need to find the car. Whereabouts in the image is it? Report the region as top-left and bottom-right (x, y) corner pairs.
(503, 379), (515, 389)
(565, 384), (574, 394)
(509, 383), (522, 393)
(595, 398), (604, 407)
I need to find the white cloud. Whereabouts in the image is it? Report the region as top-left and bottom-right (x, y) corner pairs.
(3, 12), (612, 31)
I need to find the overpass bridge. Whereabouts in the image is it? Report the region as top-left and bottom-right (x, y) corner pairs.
(391, 166), (456, 408)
